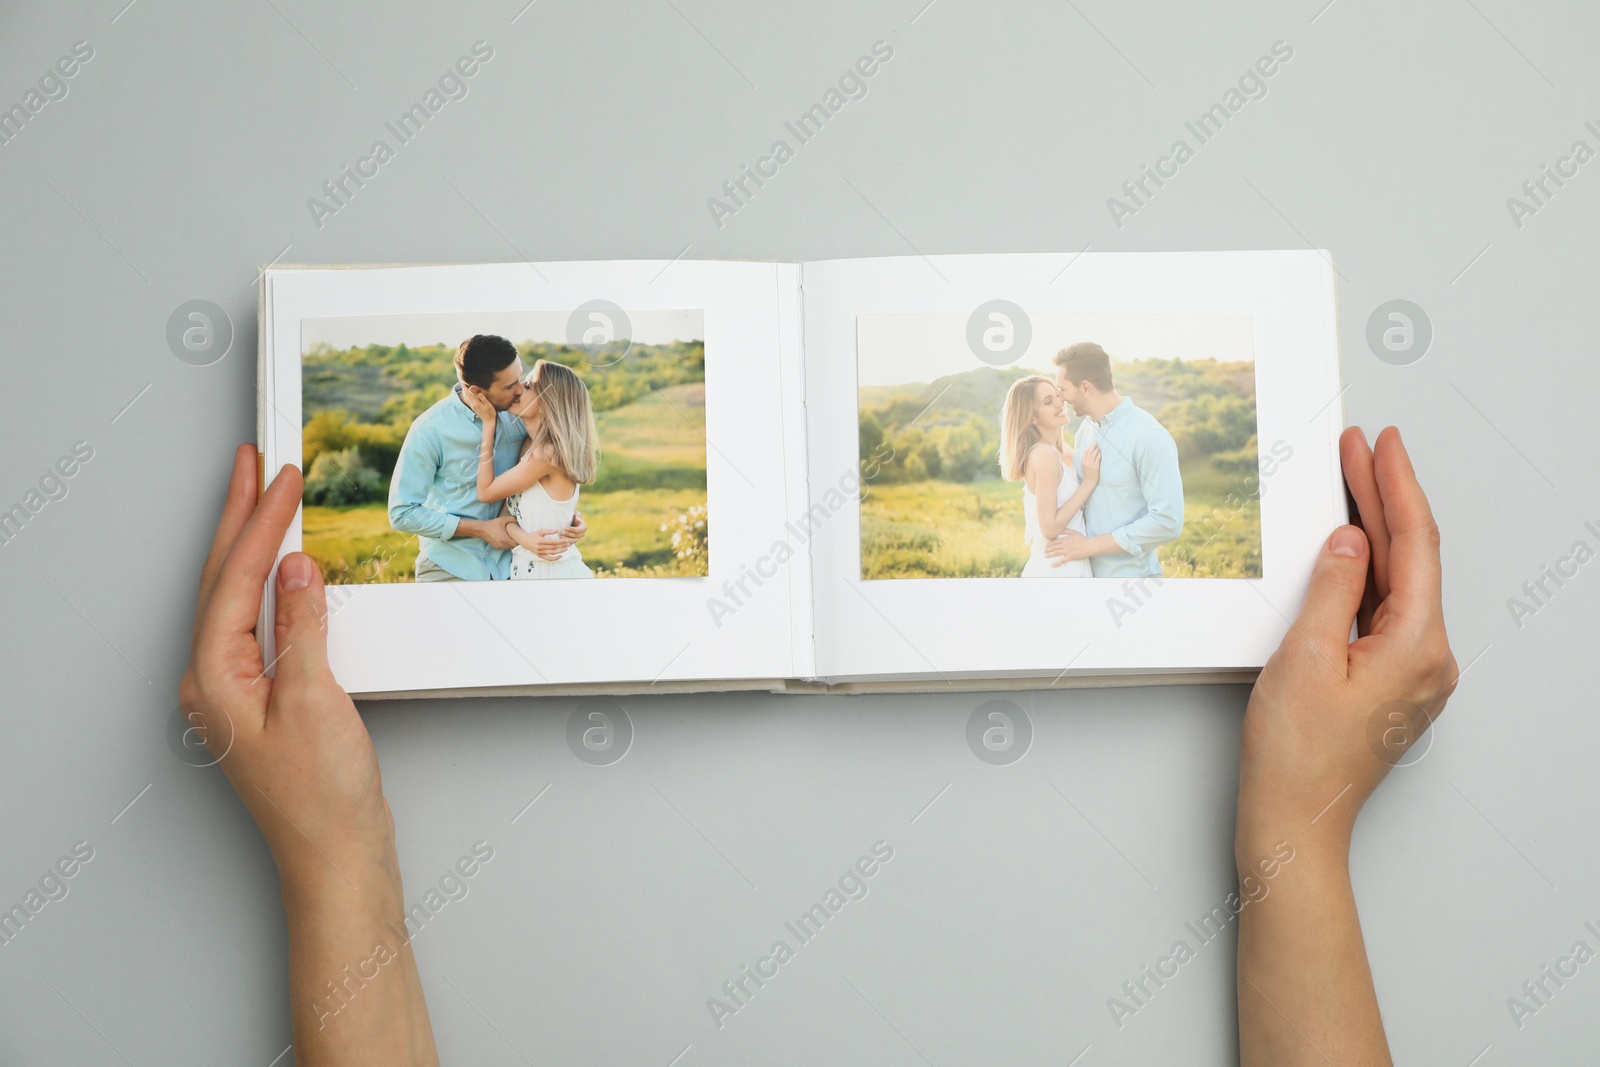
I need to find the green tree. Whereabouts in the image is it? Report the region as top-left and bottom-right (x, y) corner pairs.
(303, 408), (361, 457)
(1161, 393), (1257, 462)
(304, 448), (385, 507)
(859, 413), (884, 464)
(886, 427), (929, 483)
(303, 409), (405, 480)
(937, 422), (988, 482)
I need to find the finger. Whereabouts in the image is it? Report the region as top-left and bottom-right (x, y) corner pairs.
(272, 552), (332, 687)
(1339, 427), (1385, 633)
(1371, 426), (1443, 623)
(195, 445), (260, 643)
(1284, 524), (1369, 678)
(1340, 426), (1390, 603)
(200, 465), (303, 643)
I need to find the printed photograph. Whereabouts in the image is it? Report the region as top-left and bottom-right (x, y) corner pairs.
(857, 312), (1263, 580)
(300, 308), (708, 583)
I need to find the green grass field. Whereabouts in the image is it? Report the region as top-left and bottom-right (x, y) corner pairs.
(303, 504), (418, 584)
(860, 480), (1028, 578)
(303, 382), (710, 583)
(304, 485), (709, 583)
(860, 463), (1261, 579)
(588, 384), (708, 494)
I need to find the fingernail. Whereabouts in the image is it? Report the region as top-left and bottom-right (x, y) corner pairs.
(1354, 426), (1368, 447)
(279, 553), (313, 591)
(1329, 526), (1364, 557)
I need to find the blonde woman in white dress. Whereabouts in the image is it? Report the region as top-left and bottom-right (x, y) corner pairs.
(465, 359), (599, 580)
(999, 375), (1100, 578)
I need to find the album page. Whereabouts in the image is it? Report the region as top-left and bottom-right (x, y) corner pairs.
(798, 250), (1347, 683)
(259, 260), (812, 695)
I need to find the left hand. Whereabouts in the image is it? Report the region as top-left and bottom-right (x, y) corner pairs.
(180, 446), (396, 897)
(190, 448), (442, 1065)
(1044, 528), (1091, 563)
(461, 386), (496, 422)
(1079, 444), (1102, 484)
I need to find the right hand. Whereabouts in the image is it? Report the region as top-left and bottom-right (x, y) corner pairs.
(1044, 528), (1092, 563)
(1236, 426), (1457, 860)
(460, 517), (517, 551)
(482, 517), (518, 551)
(1080, 444), (1101, 483)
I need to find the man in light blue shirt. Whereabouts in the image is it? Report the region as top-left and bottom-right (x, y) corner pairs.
(389, 334), (585, 581)
(1045, 342), (1184, 577)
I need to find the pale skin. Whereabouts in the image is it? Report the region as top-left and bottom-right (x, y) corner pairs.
(1235, 426), (1457, 1065)
(460, 360), (585, 561)
(462, 365), (580, 559)
(183, 426), (1448, 1063)
(1044, 367), (1126, 564)
(1019, 380), (1101, 539)
(181, 447), (438, 1067)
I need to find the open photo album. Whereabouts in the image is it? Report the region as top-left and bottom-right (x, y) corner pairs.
(257, 251), (1347, 698)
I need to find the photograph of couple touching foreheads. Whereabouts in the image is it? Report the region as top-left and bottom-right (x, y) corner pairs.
(858, 313), (1261, 581)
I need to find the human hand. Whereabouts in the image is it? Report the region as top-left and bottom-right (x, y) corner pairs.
(179, 445), (395, 898)
(1080, 444), (1101, 483)
(488, 517), (521, 552)
(459, 516), (517, 551)
(526, 527), (569, 560)
(1236, 426), (1457, 862)
(461, 386), (496, 422)
(1044, 528), (1091, 563)
(183, 445), (439, 1064)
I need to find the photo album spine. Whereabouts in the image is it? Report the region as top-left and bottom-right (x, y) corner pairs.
(777, 262), (820, 683)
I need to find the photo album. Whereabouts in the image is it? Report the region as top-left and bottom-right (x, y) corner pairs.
(256, 251), (1347, 698)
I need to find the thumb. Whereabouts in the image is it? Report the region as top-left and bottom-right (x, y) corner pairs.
(273, 552), (331, 683)
(1286, 525), (1369, 675)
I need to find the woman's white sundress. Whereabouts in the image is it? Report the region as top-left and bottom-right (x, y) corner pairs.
(506, 480), (594, 580)
(1020, 448), (1093, 578)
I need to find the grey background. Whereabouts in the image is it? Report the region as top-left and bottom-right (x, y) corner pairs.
(1, 0), (1596, 1063)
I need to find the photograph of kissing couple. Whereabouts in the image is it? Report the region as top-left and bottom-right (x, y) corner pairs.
(857, 313), (1263, 580)
(299, 309), (709, 584)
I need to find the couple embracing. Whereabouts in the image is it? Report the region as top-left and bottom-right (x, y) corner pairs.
(1000, 342), (1184, 579)
(388, 333), (599, 582)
